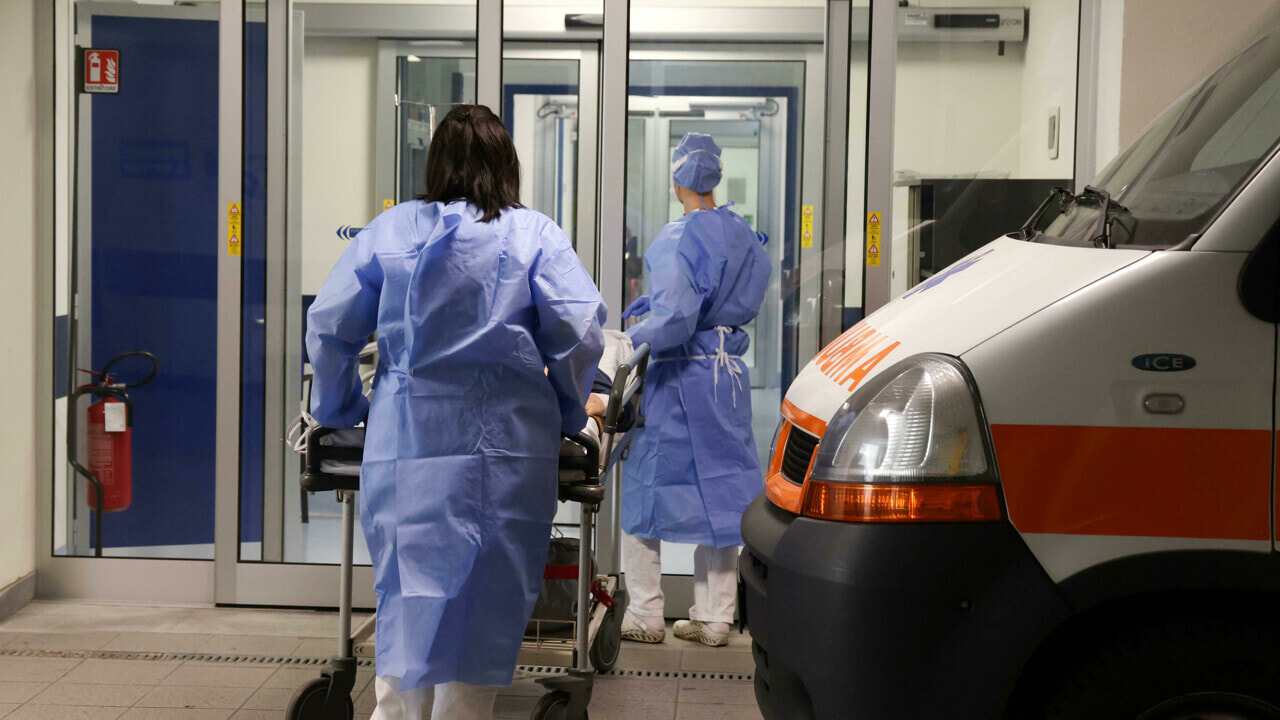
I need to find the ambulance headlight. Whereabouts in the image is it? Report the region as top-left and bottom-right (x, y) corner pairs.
(804, 355), (1001, 522)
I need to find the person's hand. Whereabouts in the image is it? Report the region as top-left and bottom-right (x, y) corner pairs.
(622, 295), (651, 320)
(585, 393), (608, 419)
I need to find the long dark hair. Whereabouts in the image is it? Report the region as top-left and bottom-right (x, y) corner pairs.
(420, 105), (522, 222)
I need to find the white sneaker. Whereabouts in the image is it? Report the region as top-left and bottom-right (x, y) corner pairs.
(621, 613), (666, 644)
(673, 620), (730, 648)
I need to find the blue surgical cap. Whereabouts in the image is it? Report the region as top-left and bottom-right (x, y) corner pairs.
(671, 133), (723, 194)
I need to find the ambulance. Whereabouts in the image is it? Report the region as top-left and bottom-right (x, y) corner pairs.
(740, 27), (1280, 720)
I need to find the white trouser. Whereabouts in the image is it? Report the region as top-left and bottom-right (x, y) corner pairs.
(622, 532), (739, 626)
(371, 676), (498, 720)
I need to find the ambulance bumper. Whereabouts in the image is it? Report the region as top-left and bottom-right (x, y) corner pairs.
(739, 496), (1070, 719)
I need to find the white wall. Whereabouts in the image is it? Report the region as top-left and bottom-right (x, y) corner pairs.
(1119, 0), (1280, 146)
(1094, 0), (1125, 173)
(1019, 0), (1078, 179)
(301, 37), (381, 295)
(0, 0), (40, 595)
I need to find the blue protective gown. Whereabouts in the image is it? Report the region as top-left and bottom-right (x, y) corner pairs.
(622, 205), (771, 548)
(306, 200), (605, 690)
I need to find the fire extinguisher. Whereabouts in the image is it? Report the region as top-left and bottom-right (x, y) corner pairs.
(68, 351), (158, 557)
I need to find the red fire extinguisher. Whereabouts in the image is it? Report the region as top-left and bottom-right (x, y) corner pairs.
(69, 351), (158, 557)
(85, 395), (133, 513)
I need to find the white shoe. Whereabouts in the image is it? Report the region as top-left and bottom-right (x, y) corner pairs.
(621, 613), (666, 644)
(673, 620), (730, 648)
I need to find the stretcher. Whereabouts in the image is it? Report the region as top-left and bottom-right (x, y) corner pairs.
(285, 342), (650, 720)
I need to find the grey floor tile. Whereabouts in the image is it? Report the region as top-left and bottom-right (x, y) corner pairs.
(725, 631), (753, 651)
(104, 633), (214, 654)
(0, 683), (48, 705)
(499, 678), (548, 698)
(7, 707), (125, 720)
(680, 649), (755, 674)
(0, 632), (118, 652)
(262, 665), (326, 690)
(162, 663), (275, 689)
(0, 703), (17, 718)
(618, 644), (684, 671)
(355, 682), (376, 714)
(119, 709), (232, 720)
(675, 703), (764, 720)
(230, 711), (279, 720)
(1, 603), (197, 636)
(495, 694), (538, 714)
(241, 686), (293, 711)
(30, 682), (151, 707)
(590, 701), (678, 720)
(289, 637), (335, 658)
(62, 660), (180, 686)
(519, 646), (574, 667)
(677, 678), (756, 706)
(138, 684), (255, 710)
(591, 676), (680, 705)
(0, 658), (80, 684)
(204, 635), (303, 657)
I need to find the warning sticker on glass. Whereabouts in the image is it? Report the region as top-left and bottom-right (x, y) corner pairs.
(104, 402), (127, 433)
(801, 204), (815, 249)
(866, 211), (882, 267)
(227, 202), (243, 257)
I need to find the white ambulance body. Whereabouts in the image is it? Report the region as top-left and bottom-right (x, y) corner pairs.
(741, 27), (1280, 720)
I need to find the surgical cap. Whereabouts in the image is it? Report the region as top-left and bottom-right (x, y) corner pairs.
(671, 133), (723, 194)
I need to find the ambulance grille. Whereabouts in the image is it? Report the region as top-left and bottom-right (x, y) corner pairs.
(780, 425), (819, 484)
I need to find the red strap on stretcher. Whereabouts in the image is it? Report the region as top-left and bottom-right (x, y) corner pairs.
(544, 564), (579, 580)
(591, 579), (615, 608)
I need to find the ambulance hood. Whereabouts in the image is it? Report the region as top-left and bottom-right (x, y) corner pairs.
(787, 237), (1150, 425)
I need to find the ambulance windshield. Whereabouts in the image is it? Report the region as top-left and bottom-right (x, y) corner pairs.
(1035, 26), (1280, 249)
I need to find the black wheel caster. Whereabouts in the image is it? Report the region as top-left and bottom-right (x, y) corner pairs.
(590, 609), (622, 673)
(286, 676), (355, 720)
(532, 690), (589, 720)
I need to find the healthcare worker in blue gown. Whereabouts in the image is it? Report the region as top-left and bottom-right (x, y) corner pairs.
(619, 133), (771, 649)
(306, 105), (605, 720)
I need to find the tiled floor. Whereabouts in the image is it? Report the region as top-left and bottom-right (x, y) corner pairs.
(0, 602), (760, 719)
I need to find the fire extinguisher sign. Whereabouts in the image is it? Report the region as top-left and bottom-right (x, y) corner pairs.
(80, 48), (120, 94)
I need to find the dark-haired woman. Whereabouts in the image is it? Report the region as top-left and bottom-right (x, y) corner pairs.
(306, 105), (606, 720)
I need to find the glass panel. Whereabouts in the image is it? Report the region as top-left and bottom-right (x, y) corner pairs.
(1041, 30), (1280, 249)
(241, 1), (268, 562)
(626, 2), (823, 577)
(888, 0), (1079, 295)
(397, 56), (477, 200)
(239, 2), (477, 565)
(844, 1), (871, 325)
(501, 49), (587, 534)
(502, 56), (580, 244)
(54, 1), (221, 559)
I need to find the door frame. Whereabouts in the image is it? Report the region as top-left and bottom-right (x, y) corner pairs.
(36, 0), (223, 603)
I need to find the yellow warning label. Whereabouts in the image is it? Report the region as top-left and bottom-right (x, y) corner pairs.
(866, 211), (882, 267)
(383, 198), (395, 211)
(801, 203), (815, 249)
(227, 202), (242, 257)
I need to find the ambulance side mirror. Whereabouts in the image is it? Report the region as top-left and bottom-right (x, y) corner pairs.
(1239, 219), (1280, 323)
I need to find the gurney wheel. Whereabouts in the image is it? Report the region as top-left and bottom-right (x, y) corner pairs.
(532, 690), (588, 720)
(286, 677), (354, 720)
(590, 607), (622, 673)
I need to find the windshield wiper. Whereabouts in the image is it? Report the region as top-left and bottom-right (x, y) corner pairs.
(1019, 186), (1073, 240)
(1078, 185), (1134, 249)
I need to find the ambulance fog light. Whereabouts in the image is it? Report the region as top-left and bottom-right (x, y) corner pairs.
(804, 354), (1001, 522)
